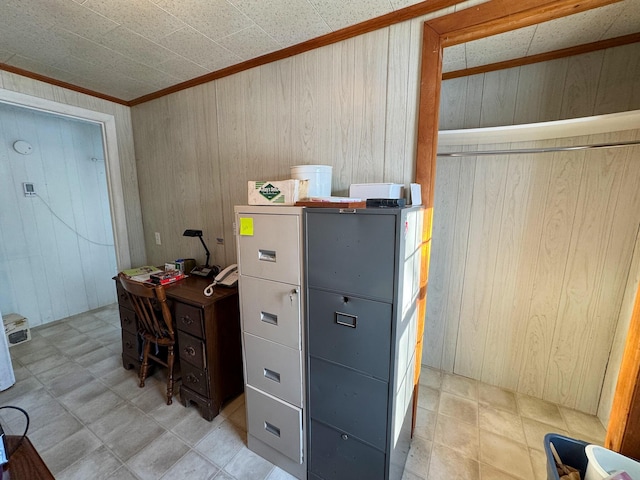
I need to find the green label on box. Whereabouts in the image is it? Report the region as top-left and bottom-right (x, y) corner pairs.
(259, 183), (281, 200)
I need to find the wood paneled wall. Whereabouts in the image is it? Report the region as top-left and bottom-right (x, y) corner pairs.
(0, 103), (117, 326)
(430, 42), (640, 414)
(130, 11), (639, 415)
(131, 19), (425, 269)
(0, 70), (145, 269)
(439, 42), (640, 129)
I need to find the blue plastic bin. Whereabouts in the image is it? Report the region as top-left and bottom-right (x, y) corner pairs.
(544, 433), (590, 480)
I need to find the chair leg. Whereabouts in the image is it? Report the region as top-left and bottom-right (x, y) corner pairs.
(166, 345), (175, 405)
(139, 340), (152, 388)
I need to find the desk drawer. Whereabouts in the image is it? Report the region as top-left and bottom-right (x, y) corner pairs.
(240, 276), (301, 350)
(121, 329), (139, 358)
(177, 330), (206, 369)
(116, 281), (133, 310)
(175, 303), (204, 338)
(182, 362), (209, 397)
(246, 385), (303, 464)
(119, 306), (137, 334)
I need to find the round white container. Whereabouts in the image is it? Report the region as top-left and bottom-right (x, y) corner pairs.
(291, 165), (332, 198)
(585, 445), (640, 480)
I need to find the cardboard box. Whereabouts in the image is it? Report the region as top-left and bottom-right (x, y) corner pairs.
(349, 183), (404, 200)
(248, 179), (309, 205)
(3, 313), (31, 347)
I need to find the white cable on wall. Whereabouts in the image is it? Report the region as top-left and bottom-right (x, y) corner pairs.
(34, 194), (115, 247)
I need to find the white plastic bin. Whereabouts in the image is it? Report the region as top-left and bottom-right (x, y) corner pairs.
(290, 165), (332, 198)
(585, 445), (640, 480)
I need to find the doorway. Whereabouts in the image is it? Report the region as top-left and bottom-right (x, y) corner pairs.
(0, 102), (119, 327)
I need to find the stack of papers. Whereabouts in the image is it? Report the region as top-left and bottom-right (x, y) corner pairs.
(121, 266), (162, 283)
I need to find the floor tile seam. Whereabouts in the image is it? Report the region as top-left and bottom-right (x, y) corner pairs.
(124, 431), (192, 480)
(56, 435), (127, 480)
(34, 359), (98, 391)
(556, 405), (606, 439)
(38, 422), (110, 475)
(156, 448), (222, 480)
(477, 428), (537, 479)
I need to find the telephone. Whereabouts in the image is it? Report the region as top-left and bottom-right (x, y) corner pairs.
(203, 264), (238, 296)
(216, 264), (238, 287)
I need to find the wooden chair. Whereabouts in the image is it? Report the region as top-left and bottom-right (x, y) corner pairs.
(117, 273), (177, 405)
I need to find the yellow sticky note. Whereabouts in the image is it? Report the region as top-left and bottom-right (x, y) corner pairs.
(240, 217), (254, 236)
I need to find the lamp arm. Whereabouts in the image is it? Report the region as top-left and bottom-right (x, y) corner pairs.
(198, 236), (211, 267)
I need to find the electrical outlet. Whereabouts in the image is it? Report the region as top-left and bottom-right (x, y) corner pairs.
(154, 232), (161, 245)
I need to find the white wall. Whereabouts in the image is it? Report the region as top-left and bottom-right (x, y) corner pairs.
(0, 103), (117, 326)
(0, 71), (145, 269)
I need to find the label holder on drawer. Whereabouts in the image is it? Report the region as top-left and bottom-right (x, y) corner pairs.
(335, 312), (357, 328)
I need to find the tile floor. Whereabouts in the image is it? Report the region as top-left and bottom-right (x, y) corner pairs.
(0, 303), (607, 479)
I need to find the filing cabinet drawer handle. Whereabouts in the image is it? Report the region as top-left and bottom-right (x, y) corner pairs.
(265, 422), (281, 438)
(260, 311), (278, 326)
(184, 346), (196, 357)
(264, 368), (281, 383)
(335, 312), (357, 328)
(258, 249), (276, 262)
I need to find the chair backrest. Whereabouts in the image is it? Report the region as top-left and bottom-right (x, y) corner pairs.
(118, 273), (174, 341)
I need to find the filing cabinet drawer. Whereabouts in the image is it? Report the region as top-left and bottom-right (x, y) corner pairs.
(309, 419), (385, 480)
(306, 210), (396, 301)
(237, 213), (301, 285)
(246, 385), (303, 464)
(240, 276), (301, 349)
(244, 333), (302, 407)
(175, 303), (204, 338)
(308, 288), (392, 380)
(182, 362), (209, 397)
(121, 329), (139, 358)
(177, 330), (206, 369)
(119, 305), (137, 334)
(309, 357), (388, 451)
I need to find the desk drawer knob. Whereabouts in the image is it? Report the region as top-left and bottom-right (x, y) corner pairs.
(184, 346), (196, 357)
(185, 374), (199, 384)
(181, 315), (193, 325)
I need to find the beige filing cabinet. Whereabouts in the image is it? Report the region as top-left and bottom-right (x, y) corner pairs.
(235, 205), (306, 480)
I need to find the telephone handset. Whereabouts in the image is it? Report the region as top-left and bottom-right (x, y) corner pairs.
(204, 264), (238, 296)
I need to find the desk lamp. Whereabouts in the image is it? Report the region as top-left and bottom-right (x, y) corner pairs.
(183, 229), (216, 277)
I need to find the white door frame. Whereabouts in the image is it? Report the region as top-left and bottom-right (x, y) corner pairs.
(0, 88), (131, 269)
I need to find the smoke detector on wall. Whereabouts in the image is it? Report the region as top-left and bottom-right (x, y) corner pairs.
(13, 140), (33, 155)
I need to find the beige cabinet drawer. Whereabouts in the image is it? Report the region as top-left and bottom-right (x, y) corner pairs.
(244, 333), (302, 407)
(240, 276), (301, 350)
(246, 385), (303, 464)
(237, 213), (301, 285)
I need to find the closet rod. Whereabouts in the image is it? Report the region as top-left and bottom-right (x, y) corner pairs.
(437, 139), (640, 157)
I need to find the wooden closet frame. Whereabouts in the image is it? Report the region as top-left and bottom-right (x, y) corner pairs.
(412, 0), (638, 456)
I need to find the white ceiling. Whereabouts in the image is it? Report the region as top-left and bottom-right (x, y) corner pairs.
(0, 0), (638, 103)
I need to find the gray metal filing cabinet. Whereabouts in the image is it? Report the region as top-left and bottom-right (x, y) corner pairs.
(235, 205), (307, 480)
(304, 206), (423, 480)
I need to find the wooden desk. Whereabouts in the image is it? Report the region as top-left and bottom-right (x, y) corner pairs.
(115, 275), (244, 420)
(1, 436), (54, 480)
